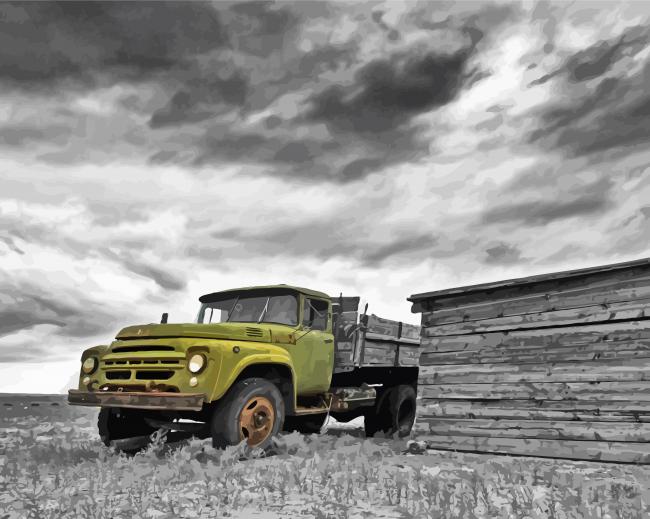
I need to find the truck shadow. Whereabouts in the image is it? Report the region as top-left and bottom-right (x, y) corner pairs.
(324, 426), (365, 438)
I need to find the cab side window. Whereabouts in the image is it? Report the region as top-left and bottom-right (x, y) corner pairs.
(302, 298), (329, 331)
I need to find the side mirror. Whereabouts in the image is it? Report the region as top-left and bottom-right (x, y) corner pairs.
(160, 312), (168, 324)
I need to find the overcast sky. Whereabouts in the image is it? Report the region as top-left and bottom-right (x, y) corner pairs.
(2, 1), (650, 393)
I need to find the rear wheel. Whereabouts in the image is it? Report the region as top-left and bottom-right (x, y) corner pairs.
(283, 413), (327, 434)
(211, 378), (285, 450)
(364, 385), (416, 438)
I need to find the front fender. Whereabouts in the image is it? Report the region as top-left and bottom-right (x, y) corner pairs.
(208, 349), (296, 402)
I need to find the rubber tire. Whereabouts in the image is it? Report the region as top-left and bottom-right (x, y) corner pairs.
(97, 408), (156, 450)
(364, 385), (416, 438)
(211, 378), (285, 450)
(283, 413), (327, 434)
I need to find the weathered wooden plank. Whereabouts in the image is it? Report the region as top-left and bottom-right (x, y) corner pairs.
(419, 357), (650, 384)
(366, 314), (400, 338)
(422, 298), (650, 335)
(360, 341), (397, 366)
(420, 339), (650, 366)
(413, 417), (650, 441)
(417, 399), (650, 422)
(415, 435), (650, 463)
(334, 351), (354, 366)
(421, 322), (650, 355)
(419, 381), (650, 401)
(412, 261), (650, 313)
(397, 345), (421, 366)
(424, 277), (650, 326)
(419, 397), (650, 412)
(365, 314), (421, 340)
(401, 323), (421, 341)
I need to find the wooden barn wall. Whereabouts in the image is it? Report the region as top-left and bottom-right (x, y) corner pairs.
(412, 264), (650, 463)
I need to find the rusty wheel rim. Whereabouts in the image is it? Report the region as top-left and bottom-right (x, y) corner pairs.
(239, 396), (275, 447)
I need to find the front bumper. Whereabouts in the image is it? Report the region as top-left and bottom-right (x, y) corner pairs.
(68, 389), (205, 411)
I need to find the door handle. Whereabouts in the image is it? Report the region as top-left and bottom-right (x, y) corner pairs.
(324, 339), (333, 343)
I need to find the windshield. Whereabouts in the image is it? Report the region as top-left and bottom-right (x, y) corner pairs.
(197, 293), (298, 326)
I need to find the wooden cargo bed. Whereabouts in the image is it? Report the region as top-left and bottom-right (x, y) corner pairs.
(331, 296), (421, 372)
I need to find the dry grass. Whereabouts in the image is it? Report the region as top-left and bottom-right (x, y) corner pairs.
(1, 395), (649, 518)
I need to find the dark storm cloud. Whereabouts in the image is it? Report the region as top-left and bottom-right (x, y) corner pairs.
(305, 49), (470, 136)
(194, 121), (424, 184)
(0, 124), (72, 148)
(339, 158), (385, 183)
(192, 31), (478, 181)
(528, 76), (620, 143)
(484, 242), (522, 264)
(359, 232), (438, 267)
(196, 129), (354, 182)
(411, 1), (517, 39)
(146, 2), (334, 131)
(149, 71), (249, 128)
(0, 1), (507, 185)
(482, 187), (611, 227)
(0, 1), (226, 87)
(203, 219), (442, 268)
(97, 248), (188, 292)
(0, 236), (24, 255)
(288, 37), (477, 181)
(120, 260), (187, 292)
(197, 132), (274, 164)
(226, 0), (299, 58)
(531, 69), (650, 157)
(0, 306), (63, 338)
(0, 274), (135, 362)
(529, 25), (649, 87)
(149, 92), (216, 129)
(527, 24), (650, 158)
(0, 281), (115, 341)
(0, 212), (187, 292)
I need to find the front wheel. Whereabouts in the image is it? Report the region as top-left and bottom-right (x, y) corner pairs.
(211, 378), (285, 450)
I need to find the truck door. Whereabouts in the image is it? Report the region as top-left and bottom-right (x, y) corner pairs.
(298, 297), (334, 394)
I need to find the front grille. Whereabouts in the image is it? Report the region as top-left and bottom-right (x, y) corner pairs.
(111, 345), (175, 353)
(106, 371), (130, 380)
(136, 370), (174, 380)
(104, 359), (180, 366)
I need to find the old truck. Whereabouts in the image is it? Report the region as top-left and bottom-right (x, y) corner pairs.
(68, 285), (421, 450)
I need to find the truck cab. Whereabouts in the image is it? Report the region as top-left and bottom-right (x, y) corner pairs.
(197, 285), (334, 395)
(68, 285), (420, 451)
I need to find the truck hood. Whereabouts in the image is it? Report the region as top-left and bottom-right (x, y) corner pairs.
(115, 322), (277, 343)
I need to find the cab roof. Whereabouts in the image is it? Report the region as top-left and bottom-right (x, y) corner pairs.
(199, 284), (330, 303)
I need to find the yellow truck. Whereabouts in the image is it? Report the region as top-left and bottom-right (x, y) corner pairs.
(68, 285), (421, 450)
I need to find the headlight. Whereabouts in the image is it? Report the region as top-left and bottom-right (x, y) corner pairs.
(188, 353), (206, 374)
(82, 356), (98, 374)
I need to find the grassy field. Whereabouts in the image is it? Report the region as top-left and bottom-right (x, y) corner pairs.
(1, 394), (649, 518)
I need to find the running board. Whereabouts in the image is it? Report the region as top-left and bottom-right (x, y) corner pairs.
(293, 404), (330, 415)
(144, 417), (206, 433)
